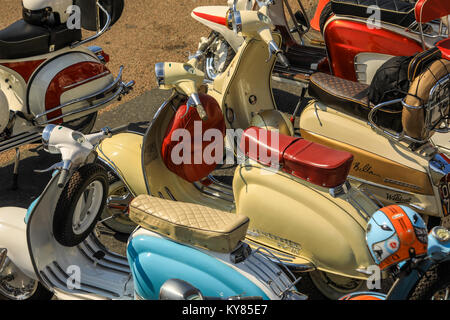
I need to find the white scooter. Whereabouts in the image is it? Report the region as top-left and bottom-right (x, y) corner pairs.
(0, 124), (306, 300)
(0, 0), (134, 158)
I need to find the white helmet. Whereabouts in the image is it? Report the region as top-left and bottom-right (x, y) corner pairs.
(0, 91), (10, 135)
(22, 0), (73, 24)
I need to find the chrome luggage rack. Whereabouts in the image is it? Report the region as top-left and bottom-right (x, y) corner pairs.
(368, 73), (449, 145)
(33, 66), (135, 126)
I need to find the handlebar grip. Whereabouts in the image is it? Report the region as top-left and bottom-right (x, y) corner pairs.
(196, 104), (209, 121)
(58, 169), (69, 188)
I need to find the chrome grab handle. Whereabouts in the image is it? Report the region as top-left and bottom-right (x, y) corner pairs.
(368, 98), (404, 139)
(71, 1), (112, 49)
(33, 66), (135, 126)
(367, 98), (431, 144)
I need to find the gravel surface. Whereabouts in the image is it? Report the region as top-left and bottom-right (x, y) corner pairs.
(1, 0), (225, 100)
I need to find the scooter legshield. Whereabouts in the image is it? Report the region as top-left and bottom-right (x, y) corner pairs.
(0, 206), (36, 280)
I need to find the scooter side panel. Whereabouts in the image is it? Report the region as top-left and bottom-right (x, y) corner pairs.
(97, 132), (147, 197)
(127, 233), (269, 300)
(299, 101), (440, 217)
(0, 207), (36, 279)
(233, 163), (376, 279)
(28, 52), (114, 124)
(300, 102), (432, 190)
(324, 18), (423, 82)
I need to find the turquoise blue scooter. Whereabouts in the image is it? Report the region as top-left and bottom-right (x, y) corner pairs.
(0, 124), (305, 300)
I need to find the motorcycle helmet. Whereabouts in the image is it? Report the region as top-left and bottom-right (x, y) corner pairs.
(22, 0), (73, 26)
(366, 205), (428, 270)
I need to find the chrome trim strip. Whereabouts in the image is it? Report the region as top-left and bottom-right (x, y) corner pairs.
(63, 71), (110, 90)
(348, 175), (416, 196)
(207, 175), (233, 190)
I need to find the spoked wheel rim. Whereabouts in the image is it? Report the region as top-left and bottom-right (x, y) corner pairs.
(205, 38), (231, 80)
(0, 260), (38, 300)
(431, 285), (450, 300)
(72, 180), (104, 235)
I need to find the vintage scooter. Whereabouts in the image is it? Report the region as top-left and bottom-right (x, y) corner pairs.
(192, 0), (449, 85)
(339, 205), (450, 300)
(101, 1), (448, 234)
(196, 2), (450, 229)
(0, 0), (134, 157)
(96, 3), (393, 300)
(299, 44), (450, 229)
(0, 124), (305, 301)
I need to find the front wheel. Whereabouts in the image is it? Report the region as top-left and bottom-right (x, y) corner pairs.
(0, 259), (52, 300)
(409, 263), (450, 300)
(53, 164), (109, 247)
(202, 33), (235, 80)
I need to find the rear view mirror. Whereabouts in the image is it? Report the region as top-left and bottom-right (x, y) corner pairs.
(73, 0), (124, 31)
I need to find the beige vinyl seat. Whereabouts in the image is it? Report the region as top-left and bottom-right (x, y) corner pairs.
(129, 195), (250, 253)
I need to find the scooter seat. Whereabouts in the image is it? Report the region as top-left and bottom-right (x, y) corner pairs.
(331, 0), (416, 28)
(309, 72), (402, 130)
(0, 20), (82, 60)
(240, 127), (354, 188)
(129, 195), (250, 253)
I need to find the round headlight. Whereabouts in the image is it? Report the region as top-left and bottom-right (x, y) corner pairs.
(431, 226), (450, 243)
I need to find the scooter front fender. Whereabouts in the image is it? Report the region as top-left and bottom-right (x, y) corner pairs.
(96, 132), (147, 196)
(191, 6), (244, 51)
(0, 207), (37, 280)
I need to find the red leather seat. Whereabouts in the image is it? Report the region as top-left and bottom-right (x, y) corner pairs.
(437, 38), (450, 61)
(239, 126), (299, 167)
(240, 127), (354, 188)
(161, 94), (226, 183)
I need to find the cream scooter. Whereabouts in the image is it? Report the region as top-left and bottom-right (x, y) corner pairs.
(196, 2), (450, 229)
(299, 46), (450, 228)
(96, 4), (393, 300)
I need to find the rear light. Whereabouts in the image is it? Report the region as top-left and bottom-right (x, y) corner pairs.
(88, 46), (110, 64)
(99, 50), (110, 64)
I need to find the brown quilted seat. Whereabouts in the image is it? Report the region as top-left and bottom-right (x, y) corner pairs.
(129, 195), (249, 253)
(308, 72), (402, 130)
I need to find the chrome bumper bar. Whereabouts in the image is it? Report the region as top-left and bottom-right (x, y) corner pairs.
(34, 66), (135, 126)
